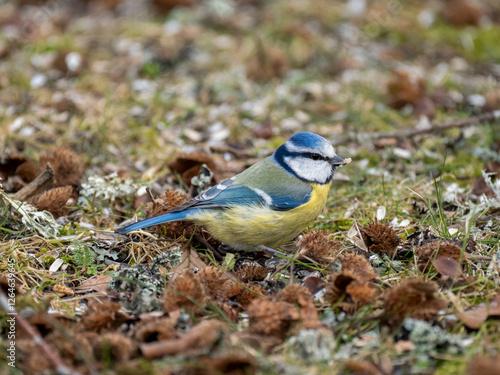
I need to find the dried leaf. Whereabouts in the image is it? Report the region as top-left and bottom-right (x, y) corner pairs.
(246, 45), (289, 82)
(152, 0), (194, 14)
(168, 153), (217, 187)
(456, 295), (500, 329)
(433, 257), (464, 280)
(303, 276), (326, 295)
(75, 274), (112, 294)
(132, 317), (177, 343)
(394, 340), (415, 353)
(456, 307), (489, 330)
(347, 223), (368, 251)
(466, 354), (500, 375)
(416, 240), (467, 272)
(343, 359), (384, 375)
(412, 97), (436, 118)
(178, 247), (208, 271)
(252, 117), (275, 139)
(140, 320), (227, 359)
(443, 0), (483, 26)
(387, 69), (426, 109)
(484, 90), (500, 112)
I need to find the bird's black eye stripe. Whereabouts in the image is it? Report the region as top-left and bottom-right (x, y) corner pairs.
(308, 153), (325, 161)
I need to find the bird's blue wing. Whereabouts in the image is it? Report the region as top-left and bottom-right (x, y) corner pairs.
(116, 175), (312, 234)
(171, 177), (311, 212)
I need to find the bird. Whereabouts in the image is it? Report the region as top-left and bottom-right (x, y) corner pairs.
(116, 132), (347, 255)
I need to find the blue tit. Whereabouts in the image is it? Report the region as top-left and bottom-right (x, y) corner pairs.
(116, 132), (346, 254)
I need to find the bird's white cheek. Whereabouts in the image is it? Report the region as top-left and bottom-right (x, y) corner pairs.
(285, 157), (332, 183)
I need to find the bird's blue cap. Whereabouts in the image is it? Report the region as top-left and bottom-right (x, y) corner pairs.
(287, 132), (329, 149)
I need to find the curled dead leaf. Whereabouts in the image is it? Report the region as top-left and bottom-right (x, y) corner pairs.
(303, 276), (326, 296)
(417, 240), (467, 272)
(466, 354), (500, 375)
(132, 317), (177, 343)
(75, 274), (112, 294)
(387, 69), (426, 109)
(168, 153), (217, 187)
(433, 257), (464, 281)
(140, 320), (227, 359)
(456, 295), (500, 330)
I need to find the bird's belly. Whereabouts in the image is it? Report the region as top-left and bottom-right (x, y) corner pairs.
(191, 184), (330, 250)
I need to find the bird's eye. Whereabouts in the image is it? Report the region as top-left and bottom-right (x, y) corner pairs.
(311, 153), (322, 160)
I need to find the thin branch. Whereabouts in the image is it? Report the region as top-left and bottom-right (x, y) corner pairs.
(332, 110), (500, 146)
(145, 187), (156, 204)
(13, 163), (54, 201)
(0, 290), (81, 375)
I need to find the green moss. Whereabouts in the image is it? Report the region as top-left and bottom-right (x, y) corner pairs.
(420, 23), (500, 62)
(141, 62), (162, 78)
(435, 360), (468, 375)
(42, 256), (56, 268)
(25, 36), (75, 54)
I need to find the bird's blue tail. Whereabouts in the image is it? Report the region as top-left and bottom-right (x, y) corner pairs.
(115, 210), (192, 234)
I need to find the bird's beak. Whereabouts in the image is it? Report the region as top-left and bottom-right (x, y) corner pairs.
(330, 155), (345, 166)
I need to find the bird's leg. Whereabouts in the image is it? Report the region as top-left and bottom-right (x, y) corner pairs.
(217, 244), (232, 256)
(260, 246), (287, 257)
(219, 244), (288, 257)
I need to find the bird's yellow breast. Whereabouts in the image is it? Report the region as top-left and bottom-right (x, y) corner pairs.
(191, 183), (331, 250)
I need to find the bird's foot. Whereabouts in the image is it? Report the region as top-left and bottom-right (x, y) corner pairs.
(217, 244), (233, 255)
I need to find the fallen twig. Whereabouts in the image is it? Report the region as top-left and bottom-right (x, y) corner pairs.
(332, 111), (500, 146)
(0, 289), (81, 375)
(140, 320), (227, 359)
(13, 163), (54, 201)
(145, 187), (156, 204)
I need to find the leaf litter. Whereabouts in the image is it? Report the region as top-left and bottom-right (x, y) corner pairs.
(1, 0), (500, 374)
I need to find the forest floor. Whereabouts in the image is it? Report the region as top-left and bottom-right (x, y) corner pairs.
(1, 0), (500, 374)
